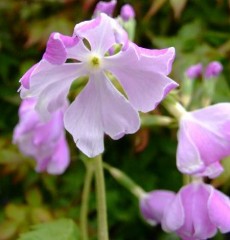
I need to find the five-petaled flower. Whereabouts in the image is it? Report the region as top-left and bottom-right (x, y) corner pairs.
(19, 13), (177, 158)
(177, 103), (230, 178)
(13, 98), (70, 174)
(140, 182), (230, 240)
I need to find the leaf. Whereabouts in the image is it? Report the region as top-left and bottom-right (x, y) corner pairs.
(18, 219), (80, 240)
(169, 0), (187, 19)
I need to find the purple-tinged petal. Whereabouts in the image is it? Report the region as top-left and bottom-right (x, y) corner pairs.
(162, 189), (185, 232)
(21, 60), (86, 120)
(208, 187), (230, 233)
(204, 61), (223, 79)
(191, 184), (217, 239)
(120, 4), (135, 21)
(43, 32), (79, 64)
(185, 63), (203, 79)
(20, 63), (38, 89)
(36, 136), (70, 175)
(177, 117), (205, 175)
(74, 13), (128, 54)
(93, 0), (117, 16)
(177, 103), (230, 177)
(140, 190), (176, 226)
(97, 72), (140, 140)
(64, 72), (140, 157)
(105, 44), (178, 112)
(196, 162), (224, 179)
(131, 43), (176, 75)
(64, 77), (104, 158)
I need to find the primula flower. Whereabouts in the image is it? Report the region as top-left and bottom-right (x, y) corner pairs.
(185, 63), (203, 79)
(177, 103), (230, 178)
(204, 61), (223, 79)
(13, 98), (70, 174)
(140, 183), (230, 240)
(19, 13), (177, 157)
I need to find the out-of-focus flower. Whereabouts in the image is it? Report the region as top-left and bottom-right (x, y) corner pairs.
(204, 61), (223, 79)
(120, 4), (135, 21)
(177, 103), (230, 178)
(185, 63), (203, 79)
(19, 13), (177, 158)
(162, 182), (230, 240)
(140, 190), (176, 226)
(13, 98), (70, 174)
(93, 0), (117, 17)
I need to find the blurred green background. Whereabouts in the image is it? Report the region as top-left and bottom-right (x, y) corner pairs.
(0, 0), (230, 239)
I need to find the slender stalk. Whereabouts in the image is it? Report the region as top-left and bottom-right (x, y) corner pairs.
(93, 154), (109, 240)
(80, 161), (94, 240)
(103, 162), (145, 199)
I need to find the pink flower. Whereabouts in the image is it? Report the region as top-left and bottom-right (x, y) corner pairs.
(177, 103), (230, 178)
(162, 183), (230, 240)
(140, 183), (230, 240)
(19, 13), (177, 157)
(185, 63), (203, 79)
(13, 98), (70, 174)
(204, 61), (223, 79)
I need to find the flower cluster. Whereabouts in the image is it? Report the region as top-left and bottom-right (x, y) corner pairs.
(13, 98), (70, 174)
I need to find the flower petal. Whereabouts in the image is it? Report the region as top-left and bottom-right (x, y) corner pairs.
(162, 189), (184, 232)
(177, 117), (205, 175)
(21, 60), (86, 120)
(74, 13), (128, 54)
(140, 190), (176, 226)
(105, 44), (178, 112)
(208, 186), (230, 233)
(64, 77), (104, 158)
(43, 32), (79, 65)
(132, 43), (176, 75)
(64, 72), (140, 157)
(192, 184), (217, 239)
(97, 72), (140, 140)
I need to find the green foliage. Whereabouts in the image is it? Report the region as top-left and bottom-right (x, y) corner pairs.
(18, 219), (80, 240)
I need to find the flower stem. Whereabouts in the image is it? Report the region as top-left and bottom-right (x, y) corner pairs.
(93, 154), (109, 240)
(103, 162), (145, 199)
(80, 160), (94, 240)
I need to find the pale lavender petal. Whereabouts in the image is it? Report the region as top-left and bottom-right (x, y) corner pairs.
(96, 72), (140, 140)
(177, 117), (205, 175)
(192, 184), (217, 239)
(21, 60), (86, 120)
(64, 72), (140, 157)
(20, 63), (38, 89)
(93, 0), (117, 16)
(74, 13), (128, 54)
(105, 44), (178, 112)
(132, 43), (176, 75)
(64, 78), (104, 158)
(46, 136), (70, 175)
(208, 187), (230, 233)
(196, 162), (224, 179)
(140, 190), (176, 226)
(162, 190), (184, 232)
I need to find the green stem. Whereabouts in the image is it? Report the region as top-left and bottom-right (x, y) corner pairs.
(162, 94), (187, 120)
(80, 161), (94, 240)
(93, 155), (109, 240)
(103, 162), (145, 199)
